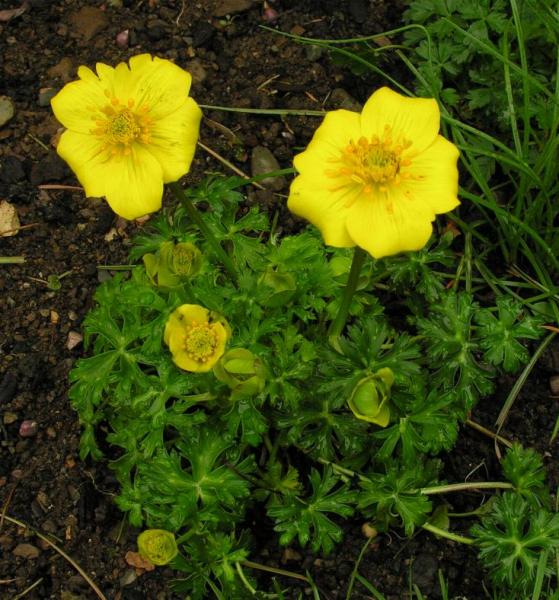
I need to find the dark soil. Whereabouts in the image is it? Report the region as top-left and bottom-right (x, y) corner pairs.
(1, 1), (558, 599)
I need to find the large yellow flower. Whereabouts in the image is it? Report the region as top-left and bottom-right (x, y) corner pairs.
(164, 304), (230, 372)
(51, 54), (202, 220)
(288, 87), (460, 258)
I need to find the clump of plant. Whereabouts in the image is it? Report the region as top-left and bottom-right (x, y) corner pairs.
(53, 46), (558, 599)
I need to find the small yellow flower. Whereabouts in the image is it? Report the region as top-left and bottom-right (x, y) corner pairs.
(164, 304), (230, 372)
(288, 87), (460, 259)
(51, 54), (202, 220)
(137, 529), (178, 566)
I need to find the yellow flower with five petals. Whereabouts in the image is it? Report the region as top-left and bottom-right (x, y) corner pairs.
(287, 87), (460, 259)
(164, 304), (230, 373)
(51, 54), (202, 220)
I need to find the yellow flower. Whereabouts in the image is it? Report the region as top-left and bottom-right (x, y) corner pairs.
(288, 87), (460, 259)
(51, 54), (202, 220)
(164, 304), (230, 372)
(137, 529), (178, 566)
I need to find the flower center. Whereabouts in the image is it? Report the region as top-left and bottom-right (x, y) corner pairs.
(327, 126), (413, 193)
(90, 92), (152, 156)
(184, 321), (218, 363)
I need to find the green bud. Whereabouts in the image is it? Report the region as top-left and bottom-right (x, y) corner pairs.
(143, 241), (203, 288)
(137, 529), (178, 566)
(172, 242), (202, 277)
(257, 268), (296, 307)
(213, 348), (267, 400)
(347, 367), (394, 427)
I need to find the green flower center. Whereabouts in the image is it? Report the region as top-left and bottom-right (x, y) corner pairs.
(107, 110), (140, 144)
(184, 322), (218, 363)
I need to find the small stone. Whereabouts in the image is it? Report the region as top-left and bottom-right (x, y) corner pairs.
(0, 372), (17, 405)
(411, 552), (438, 593)
(3, 412), (18, 425)
(251, 146), (285, 191)
(281, 548), (302, 563)
(0, 96), (15, 127)
(330, 88), (362, 112)
(0, 200), (20, 237)
(46, 426), (57, 439)
(13, 543), (40, 559)
(185, 59), (207, 85)
(116, 29), (129, 48)
(30, 152), (69, 185)
(69, 7), (108, 41)
(213, 0), (254, 17)
(50, 310), (60, 324)
(192, 20), (214, 48)
(38, 87), (57, 108)
(550, 375), (559, 395)
(47, 57), (74, 82)
(119, 568), (139, 587)
(66, 331), (83, 350)
(305, 46), (324, 61)
(19, 420), (38, 438)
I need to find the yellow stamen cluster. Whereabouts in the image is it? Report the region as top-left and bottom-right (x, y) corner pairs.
(183, 320), (218, 364)
(327, 125), (413, 193)
(90, 92), (152, 156)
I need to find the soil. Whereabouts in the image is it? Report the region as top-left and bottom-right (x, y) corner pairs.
(1, 1), (558, 599)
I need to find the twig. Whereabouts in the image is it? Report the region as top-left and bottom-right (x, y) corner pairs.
(0, 222), (39, 236)
(197, 140), (265, 190)
(14, 578), (43, 599)
(2, 514), (108, 600)
(465, 418), (513, 448)
(37, 184), (84, 192)
(241, 559), (309, 583)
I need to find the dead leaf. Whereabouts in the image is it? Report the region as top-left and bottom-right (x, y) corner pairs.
(124, 551), (156, 573)
(0, 2), (28, 22)
(0, 200), (20, 237)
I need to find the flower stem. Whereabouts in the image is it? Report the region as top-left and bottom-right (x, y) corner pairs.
(421, 522), (475, 545)
(168, 182), (238, 284)
(420, 481), (513, 495)
(328, 246), (367, 349)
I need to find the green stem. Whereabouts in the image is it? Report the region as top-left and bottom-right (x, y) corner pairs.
(421, 481), (513, 495)
(328, 246), (367, 348)
(0, 256), (25, 264)
(421, 523), (475, 545)
(168, 182), (238, 284)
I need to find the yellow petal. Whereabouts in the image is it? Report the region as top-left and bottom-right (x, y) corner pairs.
(360, 87), (440, 156)
(401, 136), (460, 213)
(345, 190), (434, 258)
(50, 72), (106, 134)
(175, 304), (210, 326)
(293, 109), (361, 178)
(102, 145), (164, 220)
(56, 130), (110, 197)
(126, 55), (193, 120)
(147, 97), (202, 182)
(288, 174), (355, 248)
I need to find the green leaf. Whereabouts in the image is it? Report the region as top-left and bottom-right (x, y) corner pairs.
(268, 466), (356, 554)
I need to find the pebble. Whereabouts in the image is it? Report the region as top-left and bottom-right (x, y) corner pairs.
(119, 568), (138, 587)
(38, 87), (57, 107)
(550, 375), (559, 395)
(69, 6), (108, 41)
(13, 543), (40, 559)
(47, 57), (74, 82)
(3, 412), (18, 425)
(411, 552), (438, 593)
(305, 45), (324, 61)
(0, 96), (15, 127)
(330, 88), (362, 112)
(19, 420), (38, 437)
(192, 20), (214, 48)
(116, 29), (129, 48)
(185, 58), (207, 85)
(213, 0), (254, 17)
(0, 200), (20, 236)
(251, 146), (285, 191)
(30, 152), (69, 185)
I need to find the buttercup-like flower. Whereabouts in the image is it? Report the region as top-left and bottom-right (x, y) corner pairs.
(288, 87), (460, 258)
(164, 304), (230, 372)
(51, 54), (202, 220)
(137, 529), (178, 566)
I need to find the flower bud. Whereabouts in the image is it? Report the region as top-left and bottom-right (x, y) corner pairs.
(257, 268), (296, 307)
(137, 529), (178, 566)
(213, 348), (267, 400)
(347, 367), (394, 427)
(143, 241), (202, 288)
